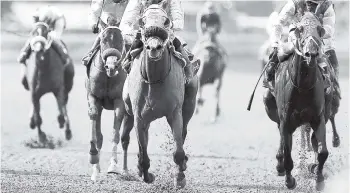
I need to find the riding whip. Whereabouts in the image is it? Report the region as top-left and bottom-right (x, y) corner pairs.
(246, 57), (273, 111)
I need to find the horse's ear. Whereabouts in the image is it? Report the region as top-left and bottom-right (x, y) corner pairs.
(317, 26), (325, 38)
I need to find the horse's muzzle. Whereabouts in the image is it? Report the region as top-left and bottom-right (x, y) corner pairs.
(303, 36), (320, 58)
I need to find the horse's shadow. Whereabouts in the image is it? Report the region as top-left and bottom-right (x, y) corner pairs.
(107, 172), (140, 182)
(23, 134), (64, 150)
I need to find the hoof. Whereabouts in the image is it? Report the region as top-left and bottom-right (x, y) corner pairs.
(107, 160), (121, 174)
(285, 176), (297, 190)
(39, 132), (47, 143)
(144, 173), (155, 184)
(174, 172), (186, 189)
(276, 166), (285, 176)
(332, 137), (340, 148)
(65, 129), (72, 140)
(316, 180), (325, 191)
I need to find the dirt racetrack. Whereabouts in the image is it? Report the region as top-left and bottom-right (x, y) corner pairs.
(1, 32), (349, 193)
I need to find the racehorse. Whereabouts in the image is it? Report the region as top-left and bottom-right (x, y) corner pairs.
(85, 24), (130, 181)
(122, 2), (198, 188)
(24, 22), (74, 143)
(194, 25), (226, 122)
(263, 12), (331, 191)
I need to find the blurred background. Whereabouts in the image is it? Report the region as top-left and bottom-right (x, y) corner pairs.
(1, 0), (349, 76)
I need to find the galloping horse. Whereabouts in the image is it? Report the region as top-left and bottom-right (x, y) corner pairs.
(122, 2), (198, 188)
(194, 25), (226, 122)
(263, 12), (331, 191)
(85, 24), (129, 181)
(24, 22), (74, 143)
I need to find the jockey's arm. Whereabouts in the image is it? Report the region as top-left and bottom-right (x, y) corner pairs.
(196, 11), (205, 36)
(321, 4), (335, 39)
(270, 0), (295, 48)
(50, 17), (65, 40)
(169, 0), (184, 32)
(119, 0), (142, 45)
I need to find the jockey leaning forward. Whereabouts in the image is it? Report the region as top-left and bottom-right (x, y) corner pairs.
(120, 0), (200, 84)
(81, 0), (128, 66)
(193, 1), (226, 57)
(264, 0), (340, 94)
(17, 5), (70, 87)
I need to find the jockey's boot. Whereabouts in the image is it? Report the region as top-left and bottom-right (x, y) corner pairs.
(263, 48), (279, 87)
(82, 36), (101, 66)
(17, 40), (32, 90)
(51, 40), (71, 66)
(122, 32), (143, 73)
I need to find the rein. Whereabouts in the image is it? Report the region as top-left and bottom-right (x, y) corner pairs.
(140, 47), (172, 84)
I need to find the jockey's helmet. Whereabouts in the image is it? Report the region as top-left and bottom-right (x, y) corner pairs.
(204, 1), (216, 13)
(142, 0), (164, 7)
(37, 6), (55, 25)
(305, 0), (324, 3)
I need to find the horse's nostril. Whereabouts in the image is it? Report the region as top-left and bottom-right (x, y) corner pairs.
(146, 46), (151, 50)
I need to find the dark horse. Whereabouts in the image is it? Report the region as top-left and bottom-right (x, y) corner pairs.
(122, 2), (198, 189)
(24, 22), (74, 143)
(194, 25), (226, 122)
(263, 12), (331, 191)
(85, 25), (129, 181)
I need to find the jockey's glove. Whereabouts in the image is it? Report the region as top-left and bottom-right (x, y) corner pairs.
(92, 24), (99, 34)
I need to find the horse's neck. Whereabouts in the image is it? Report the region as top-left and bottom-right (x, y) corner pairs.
(203, 34), (216, 42)
(141, 49), (170, 83)
(289, 54), (318, 89)
(90, 52), (106, 77)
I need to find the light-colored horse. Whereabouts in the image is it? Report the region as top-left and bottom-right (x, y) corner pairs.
(193, 26), (226, 122)
(85, 25), (130, 181)
(122, 2), (198, 188)
(25, 22), (74, 143)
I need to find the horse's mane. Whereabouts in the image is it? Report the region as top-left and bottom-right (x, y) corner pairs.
(144, 26), (168, 41)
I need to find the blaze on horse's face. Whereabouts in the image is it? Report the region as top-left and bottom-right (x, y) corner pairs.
(139, 3), (170, 60)
(30, 22), (50, 58)
(295, 12), (325, 64)
(100, 27), (124, 77)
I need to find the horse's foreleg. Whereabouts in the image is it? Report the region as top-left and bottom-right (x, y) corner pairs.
(309, 117), (329, 191)
(107, 102), (125, 174)
(305, 125), (313, 151)
(135, 117), (154, 183)
(88, 94), (103, 181)
(330, 116), (340, 147)
(281, 122), (297, 190)
(30, 93), (46, 143)
(212, 75), (223, 122)
(54, 89), (71, 140)
(195, 86), (203, 115)
(167, 109), (187, 189)
(121, 113), (134, 173)
(276, 123), (285, 176)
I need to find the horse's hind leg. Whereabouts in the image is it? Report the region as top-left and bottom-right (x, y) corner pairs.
(135, 118), (154, 183)
(107, 101), (125, 174)
(330, 116), (340, 147)
(309, 117), (329, 191)
(54, 89), (72, 140)
(30, 93), (46, 143)
(88, 94), (103, 181)
(167, 108), (187, 189)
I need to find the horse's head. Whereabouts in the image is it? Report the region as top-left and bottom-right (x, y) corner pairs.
(139, 1), (170, 60)
(29, 22), (51, 59)
(294, 12), (324, 64)
(99, 24), (124, 77)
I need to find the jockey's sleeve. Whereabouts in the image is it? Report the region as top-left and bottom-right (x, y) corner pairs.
(169, 0), (184, 32)
(89, 0), (104, 28)
(119, 0), (142, 37)
(270, 0), (295, 47)
(321, 5), (335, 39)
(51, 17), (65, 39)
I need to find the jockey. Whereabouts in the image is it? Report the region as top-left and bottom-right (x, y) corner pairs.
(193, 1), (226, 57)
(81, 0), (128, 66)
(17, 5), (70, 85)
(265, 0), (337, 86)
(120, 0), (200, 84)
